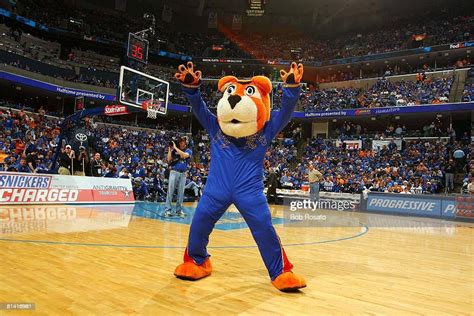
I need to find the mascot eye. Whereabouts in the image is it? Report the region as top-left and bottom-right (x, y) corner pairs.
(245, 86), (256, 96)
(226, 85), (236, 94)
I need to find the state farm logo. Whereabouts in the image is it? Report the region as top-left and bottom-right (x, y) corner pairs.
(104, 105), (129, 116)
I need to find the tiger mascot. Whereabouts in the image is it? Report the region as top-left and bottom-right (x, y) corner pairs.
(174, 61), (306, 292)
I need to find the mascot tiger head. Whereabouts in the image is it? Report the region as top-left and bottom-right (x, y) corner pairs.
(216, 76), (272, 139)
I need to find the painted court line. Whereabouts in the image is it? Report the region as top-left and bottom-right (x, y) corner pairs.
(0, 225), (369, 249)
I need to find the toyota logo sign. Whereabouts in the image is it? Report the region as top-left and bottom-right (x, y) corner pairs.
(75, 133), (88, 142)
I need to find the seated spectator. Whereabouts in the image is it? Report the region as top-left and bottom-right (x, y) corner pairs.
(13, 157), (31, 173)
(468, 177), (474, 195)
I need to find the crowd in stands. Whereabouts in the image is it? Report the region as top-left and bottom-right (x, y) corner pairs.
(281, 137), (471, 195)
(4, 0), (147, 43)
(2, 55), (460, 113)
(273, 120), (471, 195)
(4, 44), (465, 103)
(2, 0), (246, 58)
(0, 23), (60, 62)
(168, 74), (456, 112)
(300, 87), (361, 112)
(1, 0), (472, 63)
(67, 49), (121, 73)
(462, 85), (474, 102)
(301, 75), (454, 112)
(209, 14), (472, 62)
(332, 119), (455, 140)
(192, 116), (471, 195)
(1, 13), (467, 113)
(0, 101), (471, 199)
(461, 69), (474, 102)
(359, 76), (453, 107)
(1, 2), (473, 201)
(0, 102), (200, 201)
(264, 123), (303, 172)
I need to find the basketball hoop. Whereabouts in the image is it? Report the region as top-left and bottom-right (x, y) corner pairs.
(141, 100), (162, 119)
(119, 66), (169, 115)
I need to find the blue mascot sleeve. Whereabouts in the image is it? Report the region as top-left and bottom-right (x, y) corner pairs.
(264, 86), (301, 141)
(183, 87), (218, 136)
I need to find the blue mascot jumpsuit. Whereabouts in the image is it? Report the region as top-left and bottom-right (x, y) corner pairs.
(183, 85), (300, 280)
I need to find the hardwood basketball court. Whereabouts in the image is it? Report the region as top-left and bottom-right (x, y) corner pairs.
(0, 202), (472, 314)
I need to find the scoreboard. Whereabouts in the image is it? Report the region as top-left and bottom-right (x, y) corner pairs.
(127, 33), (149, 64)
(246, 0), (266, 17)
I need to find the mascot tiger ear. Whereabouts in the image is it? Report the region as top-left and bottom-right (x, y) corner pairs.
(218, 76), (239, 92)
(251, 76), (273, 96)
(251, 76), (272, 123)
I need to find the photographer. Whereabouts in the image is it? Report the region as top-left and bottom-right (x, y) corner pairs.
(162, 137), (192, 218)
(74, 146), (89, 176)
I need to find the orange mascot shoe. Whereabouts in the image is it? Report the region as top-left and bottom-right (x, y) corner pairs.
(174, 248), (212, 281)
(272, 272), (307, 292)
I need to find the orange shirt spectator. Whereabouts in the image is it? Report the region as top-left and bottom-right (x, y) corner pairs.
(416, 162), (428, 173)
(15, 139), (25, 155)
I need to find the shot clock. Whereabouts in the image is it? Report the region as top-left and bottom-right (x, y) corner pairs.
(127, 33), (149, 64)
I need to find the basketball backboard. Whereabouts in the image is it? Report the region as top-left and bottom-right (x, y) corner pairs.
(118, 66), (169, 116)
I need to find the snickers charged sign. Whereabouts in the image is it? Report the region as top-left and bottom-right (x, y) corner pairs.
(0, 172), (135, 204)
(0, 173), (79, 203)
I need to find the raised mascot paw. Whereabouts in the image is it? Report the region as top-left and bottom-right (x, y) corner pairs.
(272, 271), (307, 292)
(174, 258), (212, 281)
(175, 61), (202, 88)
(279, 62), (304, 87)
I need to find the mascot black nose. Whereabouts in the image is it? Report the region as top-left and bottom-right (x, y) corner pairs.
(228, 95), (241, 109)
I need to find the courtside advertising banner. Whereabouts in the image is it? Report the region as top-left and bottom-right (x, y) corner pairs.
(366, 194), (441, 216)
(363, 192), (473, 221)
(0, 172), (134, 204)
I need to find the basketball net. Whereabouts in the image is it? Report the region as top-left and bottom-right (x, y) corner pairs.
(141, 100), (161, 119)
